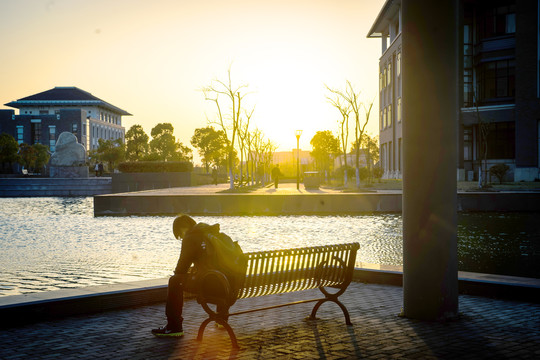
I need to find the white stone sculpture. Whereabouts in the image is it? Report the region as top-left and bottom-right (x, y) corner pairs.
(49, 132), (86, 166)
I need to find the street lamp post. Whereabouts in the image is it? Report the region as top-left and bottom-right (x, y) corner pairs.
(295, 130), (302, 190)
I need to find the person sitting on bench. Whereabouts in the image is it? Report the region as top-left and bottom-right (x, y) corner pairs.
(152, 214), (240, 337)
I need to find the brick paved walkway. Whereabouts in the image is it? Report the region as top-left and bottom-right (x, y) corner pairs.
(1, 282), (539, 359)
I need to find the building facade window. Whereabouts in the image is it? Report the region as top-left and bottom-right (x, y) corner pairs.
(387, 63), (392, 86)
(388, 104), (392, 127)
(31, 122), (42, 144)
(397, 98), (402, 122)
(463, 127), (473, 161)
(16, 126), (23, 144)
(383, 107), (387, 128)
(477, 3), (516, 40)
(485, 121), (515, 159)
(398, 138), (402, 171)
(396, 52), (401, 77)
(389, 141), (393, 171)
(477, 59), (515, 103)
(381, 144), (386, 171)
(49, 126), (56, 152)
(463, 17), (474, 107)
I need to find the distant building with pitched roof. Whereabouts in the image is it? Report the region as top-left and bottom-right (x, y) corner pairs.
(0, 86), (131, 153)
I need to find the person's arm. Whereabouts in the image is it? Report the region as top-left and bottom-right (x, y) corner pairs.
(174, 231), (199, 275)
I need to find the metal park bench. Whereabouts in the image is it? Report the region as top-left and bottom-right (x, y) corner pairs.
(196, 242), (360, 348)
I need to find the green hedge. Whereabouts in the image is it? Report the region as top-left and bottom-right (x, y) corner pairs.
(118, 161), (193, 173)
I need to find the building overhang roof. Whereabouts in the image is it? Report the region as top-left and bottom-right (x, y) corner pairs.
(4, 86), (132, 116)
(366, 0), (401, 38)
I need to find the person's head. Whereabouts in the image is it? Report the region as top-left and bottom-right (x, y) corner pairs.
(173, 214), (196, 240)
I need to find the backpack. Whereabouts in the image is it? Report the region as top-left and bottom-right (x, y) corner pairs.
(195, 223), (248, 297)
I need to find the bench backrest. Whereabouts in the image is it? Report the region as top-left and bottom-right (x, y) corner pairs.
(237, 242), (359, 299)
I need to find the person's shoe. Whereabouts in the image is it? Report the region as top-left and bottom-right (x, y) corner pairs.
(151, 325), (184, 337)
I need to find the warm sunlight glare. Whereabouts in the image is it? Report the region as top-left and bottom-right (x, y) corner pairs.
(0, 0), (386, 163)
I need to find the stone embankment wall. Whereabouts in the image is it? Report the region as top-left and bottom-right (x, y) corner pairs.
(94, 192), (540, 216)
(0, 178), (112, 197)
(111, 172), (191, 193)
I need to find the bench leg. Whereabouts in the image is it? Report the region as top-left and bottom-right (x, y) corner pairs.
(309, 299), (353, 326)
(197, 317), (239, 349)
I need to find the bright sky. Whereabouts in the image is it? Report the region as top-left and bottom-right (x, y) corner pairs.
(0, 0), (385, 165)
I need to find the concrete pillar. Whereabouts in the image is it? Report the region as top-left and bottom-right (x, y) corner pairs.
(401, 0), (459, 320)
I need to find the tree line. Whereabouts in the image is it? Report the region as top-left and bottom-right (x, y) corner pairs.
(0, 69), (383, 187)
(88, 122), (194, 174)
(0, 133), (50, 174)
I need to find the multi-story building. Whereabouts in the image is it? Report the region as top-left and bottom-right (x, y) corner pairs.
(368, 0), (540, 182)
(333, 151), (368, 170)
(0, 86), (131, 153)
(368, 0), (403, 180)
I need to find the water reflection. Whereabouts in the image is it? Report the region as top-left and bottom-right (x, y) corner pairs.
(0, 197), (538, 296)
(457, 212), (540, 277)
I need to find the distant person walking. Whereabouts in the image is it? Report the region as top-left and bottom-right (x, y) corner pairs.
(94, 163), (99, 177)
(271, 165), (282, 189)
(212, 168), (218, 185)
(98, 162), (104, 177)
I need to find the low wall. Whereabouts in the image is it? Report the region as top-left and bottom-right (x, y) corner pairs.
(94, 193), (403, 216)
(1, 269), (538, 328)
(458, 192), (540, 211)
(111, 172), (191, 193)
(94, 191), (540, 216)
(0, 178), (112, 197)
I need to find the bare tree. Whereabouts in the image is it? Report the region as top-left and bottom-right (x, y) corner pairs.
(245, 128), (255, 185)
(358, 132), (379, 184)
(251, 128), (265, 185)
(262, 139), (277, 186)
(203, 68), (250, 189)
(472, 90), (490, 188)
(327, 81), (371, 188)
(326, 88), (351, 186)
(237, 109), (254, 186)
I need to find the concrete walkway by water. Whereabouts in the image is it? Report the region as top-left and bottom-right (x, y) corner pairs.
(117, 182), (346, 195)
(1, 281), (539, 359)
(94, 182), (540, 216)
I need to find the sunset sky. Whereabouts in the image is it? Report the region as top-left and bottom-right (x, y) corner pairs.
(0, 0), (385, 164)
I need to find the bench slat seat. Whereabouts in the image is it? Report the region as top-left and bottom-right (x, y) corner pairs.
(196, 242), (360, 348)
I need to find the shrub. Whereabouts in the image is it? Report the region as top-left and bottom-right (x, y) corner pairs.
(372, 165), (384, 181)
(333, 165), (354, 179)
(358, 166), (369, 181)
(118, 161), (193, 173)
(489, 163), (510, 184)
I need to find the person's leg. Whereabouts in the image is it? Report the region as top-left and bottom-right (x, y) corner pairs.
(165, 274), (184, 330)
(152, 274), (185, 336)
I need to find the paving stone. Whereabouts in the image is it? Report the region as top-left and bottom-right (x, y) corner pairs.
(1, 282), (539, 359)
